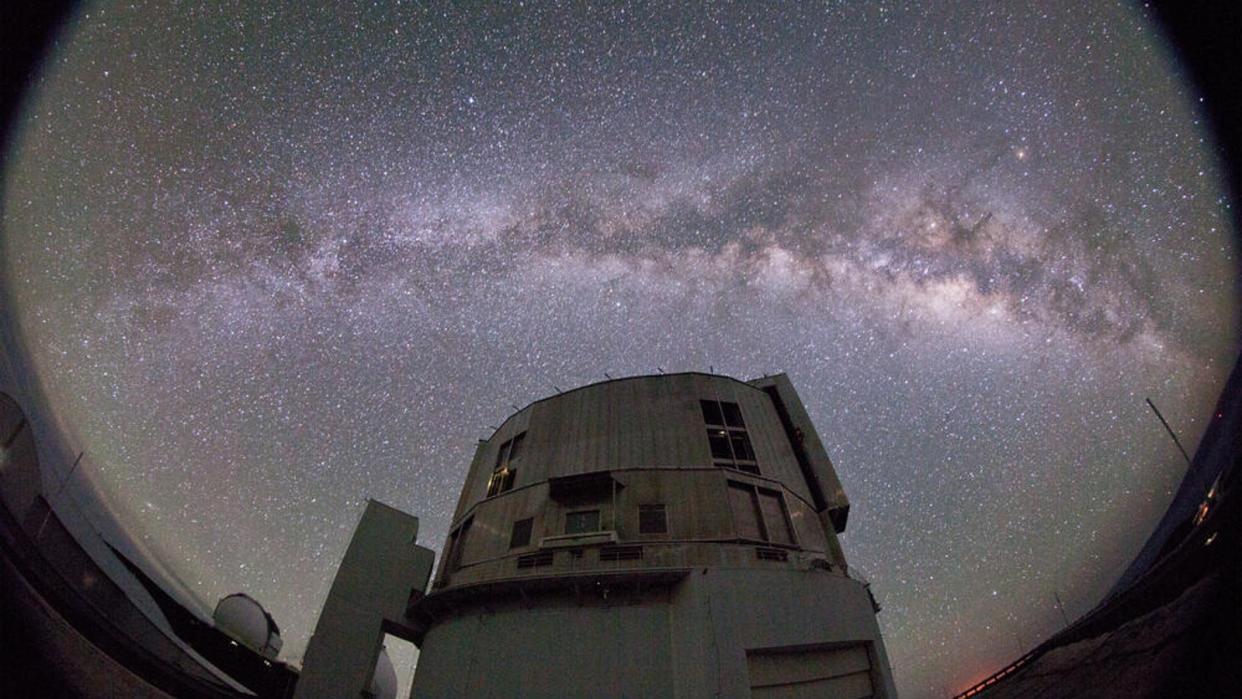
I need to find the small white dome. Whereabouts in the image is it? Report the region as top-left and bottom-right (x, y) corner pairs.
(369, 647), (398, 699)
(213, 593), (282, 659)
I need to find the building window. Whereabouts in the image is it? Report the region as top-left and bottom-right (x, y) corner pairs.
(727, 481), (795, 546)
(447, 517), (474, 571)
(565, 509), (601, 535)
(486, 431), (525, 497)
(509, 518), (534, 549)
(639, 504), (668, 535)
(701, 399), (759, 474)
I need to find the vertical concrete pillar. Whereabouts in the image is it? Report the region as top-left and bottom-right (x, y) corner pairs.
(295, 500), (434, 699)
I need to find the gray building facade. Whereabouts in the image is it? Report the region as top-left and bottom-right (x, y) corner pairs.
(408, 372), (896, 698)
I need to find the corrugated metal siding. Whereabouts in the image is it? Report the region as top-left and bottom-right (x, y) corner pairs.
(443, 374), (847, 586)
(462, 374), (824, 502)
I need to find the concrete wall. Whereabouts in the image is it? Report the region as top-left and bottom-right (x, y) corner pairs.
(412, 567), (895, 699)
(669, 568), (897, 699)
(296, 501), (434, 699)
(413, 593), (675, 698)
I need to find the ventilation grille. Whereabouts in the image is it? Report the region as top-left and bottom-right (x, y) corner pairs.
(516, 551), (554, 569)
(599, 545), (643, 562)
(755, 547), (789, 562)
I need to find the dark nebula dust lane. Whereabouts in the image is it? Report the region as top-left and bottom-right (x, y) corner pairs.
(1, 2), (1237, 696)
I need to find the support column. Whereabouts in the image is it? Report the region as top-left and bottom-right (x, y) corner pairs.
(295, 500), (434, 699)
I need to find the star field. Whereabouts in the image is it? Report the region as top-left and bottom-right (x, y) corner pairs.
(1, 2), (1238, 696)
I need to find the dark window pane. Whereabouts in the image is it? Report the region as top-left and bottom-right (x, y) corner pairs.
(449, 517), (473, 570)
(495, 439), (511, 470)
(508, 432), (526, 464)
(509, 518), (533, 549)
(727, 483), (766, 541)
(721, 401), (745, 428)
(565, 510), (600, 535)
(708, 430), (734, 459)
(501, 468), (516, 493)
(639, 504), (667, 535)
(731, 431), (756, 461)
(758, 489), (794, 545)
(700, 399), (724, 426)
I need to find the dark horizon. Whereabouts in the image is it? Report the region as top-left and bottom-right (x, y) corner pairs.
(2, 2), (1241, 696)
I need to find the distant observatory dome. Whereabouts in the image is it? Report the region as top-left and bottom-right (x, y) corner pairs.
(212, 593), (283, 660)
(369, 647), (397, 699)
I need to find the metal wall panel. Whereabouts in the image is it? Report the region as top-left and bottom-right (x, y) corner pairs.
(441, 373), (851, 585)
(748, 644), (875, 699)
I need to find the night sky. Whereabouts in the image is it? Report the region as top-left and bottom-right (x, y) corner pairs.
(1, 2), (1238, 696)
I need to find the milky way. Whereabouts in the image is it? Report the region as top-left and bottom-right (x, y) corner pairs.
(1, 2), (1238, 696)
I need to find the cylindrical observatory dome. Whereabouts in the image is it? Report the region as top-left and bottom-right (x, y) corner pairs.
(407, 372), (897, 698)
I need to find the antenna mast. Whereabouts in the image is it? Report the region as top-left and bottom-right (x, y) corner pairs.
(1145, 397), (1192, 467)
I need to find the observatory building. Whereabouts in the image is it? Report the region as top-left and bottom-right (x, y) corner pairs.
(406, 372), (896, 698)
(213, 593), (284, 660)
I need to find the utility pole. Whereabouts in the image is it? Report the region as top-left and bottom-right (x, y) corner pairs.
(1146, 397), (1192, 467)
(1054, 590), (1070, 627)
